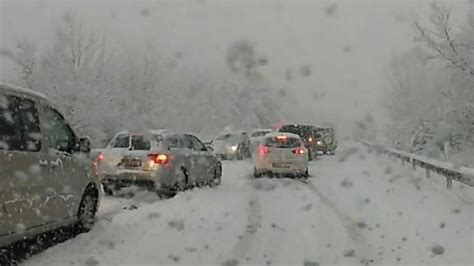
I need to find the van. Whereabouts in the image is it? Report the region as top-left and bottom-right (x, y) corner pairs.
(0, 83), (100, 248)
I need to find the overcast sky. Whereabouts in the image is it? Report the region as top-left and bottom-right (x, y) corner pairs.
(0, 0), (470, 132)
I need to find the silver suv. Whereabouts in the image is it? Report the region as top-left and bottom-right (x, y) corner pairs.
(0, 83), (100, 248)
(95, 130), (222, 196)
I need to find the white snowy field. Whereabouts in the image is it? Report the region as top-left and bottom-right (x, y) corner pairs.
(24, 142), (473, 266)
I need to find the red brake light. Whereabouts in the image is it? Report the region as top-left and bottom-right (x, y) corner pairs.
(97, 152), (105, 161)
(259, 145), (269, 156)
(292, 148), (306, 155)
(148, 153), (169, 164)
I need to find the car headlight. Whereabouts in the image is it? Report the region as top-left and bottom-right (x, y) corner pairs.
(316, 140), (323, 145)
(230, 145), (238, 151)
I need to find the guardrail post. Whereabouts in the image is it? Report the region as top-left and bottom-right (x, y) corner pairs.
(447, 177), (453, 189)
(426, 168), (431, 178)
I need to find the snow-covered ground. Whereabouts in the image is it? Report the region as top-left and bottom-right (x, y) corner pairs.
(23, 142), (473, 266)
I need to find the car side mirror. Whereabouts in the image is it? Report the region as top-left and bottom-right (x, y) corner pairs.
(204, 140), (213, 146)
(79, 137), (92, 153)
(206, 145), (214, 152)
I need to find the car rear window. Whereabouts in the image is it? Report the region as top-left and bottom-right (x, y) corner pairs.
(315, 128), (335, 135)
(264, 136), (301, 148)
(279, 125), (312, 138)
(251, 131), (270, 137)
(110, 134), (130, 148)
(130, 135), (151, 150)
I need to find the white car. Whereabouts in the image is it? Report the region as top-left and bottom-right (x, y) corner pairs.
(213, 131), (251, 160)
(253, 132), (309, 178)
(249, 128), (273, 152)
(94, 130), (222, 196)
(1, 83), (100, 248)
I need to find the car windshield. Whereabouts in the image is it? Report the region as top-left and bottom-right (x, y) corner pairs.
(1, 1), (473, 265)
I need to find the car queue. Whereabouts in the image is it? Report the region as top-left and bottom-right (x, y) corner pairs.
(0, 83), (337, 250)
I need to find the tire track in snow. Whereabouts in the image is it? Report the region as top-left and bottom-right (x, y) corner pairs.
(303, 179), (376, 265)
(230, 178), (263, 261)
(97, 191), (161, 221)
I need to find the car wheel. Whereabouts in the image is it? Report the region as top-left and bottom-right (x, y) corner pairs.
(176, 167), (188, 191)
(77, 188), (98, 233)
(303, 168), (309, 178)
(253, 168), (262, 178)
(102, 184), (115, 196)
(210, 164), (222, 187)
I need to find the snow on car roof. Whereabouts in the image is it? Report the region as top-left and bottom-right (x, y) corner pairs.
(264, 132), (301, 139)
(113, 129), (171, 137)
(149, 129), (171, 135)
(251, 128), (273, 133)
(0, 82), (48, 100)
(314, 125), (334, 129)
(219, 131), (247, 136)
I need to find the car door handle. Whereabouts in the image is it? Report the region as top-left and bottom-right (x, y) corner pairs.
(38, 159), (49, 167)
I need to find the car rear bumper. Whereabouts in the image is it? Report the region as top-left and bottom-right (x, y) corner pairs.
(101, 169), (174, 189)
(314, 145), (336, 152)
(254, 159), (307, 173)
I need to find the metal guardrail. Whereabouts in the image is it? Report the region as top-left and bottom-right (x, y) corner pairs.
(360, 141), (474, 188)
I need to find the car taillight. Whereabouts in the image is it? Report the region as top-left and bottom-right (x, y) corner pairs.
(148, 153), (169, 164)
(292, 148), (306, 155)
(97, 152), (105, 161)
(259, 145), (269, 156)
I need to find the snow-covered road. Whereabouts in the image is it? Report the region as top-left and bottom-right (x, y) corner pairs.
(24, 143), (473, 266)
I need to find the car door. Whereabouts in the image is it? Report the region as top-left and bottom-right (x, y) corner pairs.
(187, 134), (215, 182)
(0, 93), (47, 238)
(180, 134), (200, 186)
(41, 104), (84, 220)
(163, 134), (188, 185)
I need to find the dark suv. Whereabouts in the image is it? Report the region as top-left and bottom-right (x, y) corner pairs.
(278, 124), (317, 160)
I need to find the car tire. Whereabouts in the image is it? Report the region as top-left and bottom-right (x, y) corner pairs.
(253, 168), (262, 178)
(176, 167), (188, 191)
(210, 164), (222, 187)
(304, 168), (309, 178)
(103, 184), (115, 196)
(77, 187), (99, 233)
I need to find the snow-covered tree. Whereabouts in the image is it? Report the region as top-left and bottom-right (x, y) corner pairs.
(386, 2), (473, 163)
(225, 40), (278, 129)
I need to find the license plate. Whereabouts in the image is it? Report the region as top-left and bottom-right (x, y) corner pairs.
(272, 162), (291, 168)
(124, 160), (141, 167)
